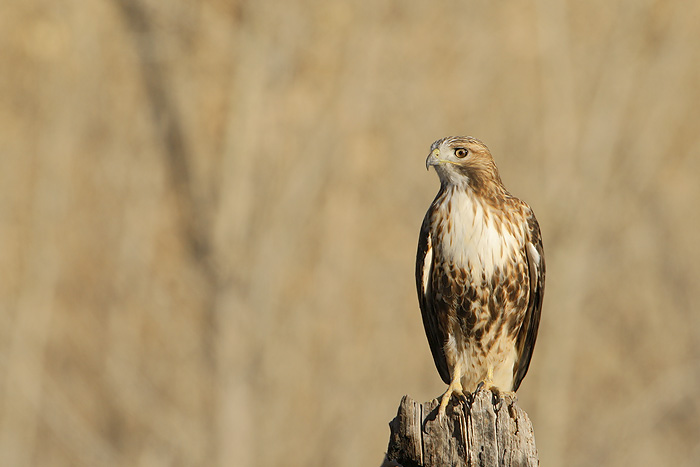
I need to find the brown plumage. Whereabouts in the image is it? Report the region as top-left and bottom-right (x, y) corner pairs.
(416, 136), (545, 418)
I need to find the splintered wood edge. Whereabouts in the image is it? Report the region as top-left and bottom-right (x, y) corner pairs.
(385, 390), (538, 467)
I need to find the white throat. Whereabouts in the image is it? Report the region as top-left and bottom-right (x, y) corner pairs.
(434, 189), (521, 280)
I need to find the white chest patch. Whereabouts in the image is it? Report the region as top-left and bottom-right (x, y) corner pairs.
(434, 189), (522, 280)
(421, 232), (433, 296)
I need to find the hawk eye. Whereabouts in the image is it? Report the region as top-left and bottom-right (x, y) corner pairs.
(455, 148), (468, 158)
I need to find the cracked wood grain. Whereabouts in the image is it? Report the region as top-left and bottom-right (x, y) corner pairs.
(383, 389), (538, 467)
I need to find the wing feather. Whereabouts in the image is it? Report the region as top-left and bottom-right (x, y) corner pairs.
(416, 210), (451, 384)
(512, 209), (545, 391)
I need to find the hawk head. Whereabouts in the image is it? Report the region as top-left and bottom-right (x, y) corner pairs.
(426, 136), (503, 191)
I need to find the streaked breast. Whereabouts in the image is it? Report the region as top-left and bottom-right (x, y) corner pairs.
(433, 189), (523, 281)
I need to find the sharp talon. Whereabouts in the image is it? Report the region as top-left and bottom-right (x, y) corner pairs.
(437, 372), (465, 423)
(492, 392), (503, 410)
(475, 381), (485, 394)
(437, 392), (451, 421)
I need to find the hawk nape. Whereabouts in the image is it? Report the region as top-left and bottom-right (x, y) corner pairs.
(416, 136), (545, 419)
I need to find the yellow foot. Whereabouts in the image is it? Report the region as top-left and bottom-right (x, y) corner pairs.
(474, 366), (499, 396)
(473, 380), (515, 410)
(438, 380), (464, 419)
(474, 380), (503, 396)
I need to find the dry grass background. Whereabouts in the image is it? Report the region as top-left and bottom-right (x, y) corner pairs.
(1, 0), (700, 466)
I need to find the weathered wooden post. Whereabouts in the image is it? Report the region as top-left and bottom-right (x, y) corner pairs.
(383, 388), (538, 467)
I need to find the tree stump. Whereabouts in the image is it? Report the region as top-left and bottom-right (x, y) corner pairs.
(383, 389), (538, 467)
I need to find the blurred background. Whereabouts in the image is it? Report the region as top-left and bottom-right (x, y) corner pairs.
(1, 0), (699, 466)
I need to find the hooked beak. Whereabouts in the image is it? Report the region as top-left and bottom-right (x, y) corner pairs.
(426, 148), (440, 170)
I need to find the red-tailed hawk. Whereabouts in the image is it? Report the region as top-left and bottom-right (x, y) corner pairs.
(416, 136), (545, 418)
